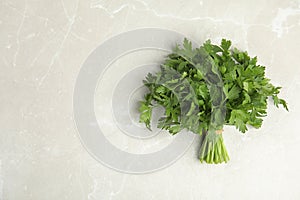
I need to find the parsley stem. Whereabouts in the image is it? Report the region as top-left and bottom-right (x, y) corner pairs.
(199, 132), (229, 164)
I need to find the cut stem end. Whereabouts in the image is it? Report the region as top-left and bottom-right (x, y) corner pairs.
(199, 132), (229, 164)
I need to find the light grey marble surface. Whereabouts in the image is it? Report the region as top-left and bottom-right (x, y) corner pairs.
(1, 0), (300, 199)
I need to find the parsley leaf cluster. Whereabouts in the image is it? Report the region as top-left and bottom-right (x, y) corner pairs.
(139, 38), (288, 164)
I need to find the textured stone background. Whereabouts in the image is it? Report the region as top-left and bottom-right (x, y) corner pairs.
(0, 0), (299, 199)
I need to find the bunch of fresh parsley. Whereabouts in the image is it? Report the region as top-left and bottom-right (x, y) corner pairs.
(139, 38), (288, 164)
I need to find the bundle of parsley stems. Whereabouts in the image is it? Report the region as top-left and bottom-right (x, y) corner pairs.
(139, 38), (288, 164)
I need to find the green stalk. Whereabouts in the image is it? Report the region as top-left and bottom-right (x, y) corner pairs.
(199, 136), (208, 163)
(199, 130), (229, 164)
